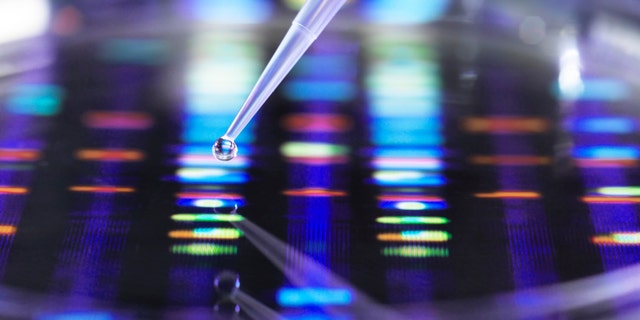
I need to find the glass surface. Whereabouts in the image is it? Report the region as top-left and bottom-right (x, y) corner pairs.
(0, 1), (640, 319)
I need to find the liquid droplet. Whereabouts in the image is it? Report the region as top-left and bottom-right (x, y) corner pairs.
(213, 137), (237, 161)
(214, 270), (240, 298)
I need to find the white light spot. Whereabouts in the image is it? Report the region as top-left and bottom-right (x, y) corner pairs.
(0, 0), (50, 44)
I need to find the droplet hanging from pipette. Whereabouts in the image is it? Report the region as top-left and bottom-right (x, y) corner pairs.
(214, 270), (240, 298)
(213, 137), (237, 161)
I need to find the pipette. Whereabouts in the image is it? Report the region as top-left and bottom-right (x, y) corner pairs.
(213, 0), (347, 161)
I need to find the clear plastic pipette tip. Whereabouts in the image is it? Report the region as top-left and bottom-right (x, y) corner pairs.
(213, 0), (346, 161)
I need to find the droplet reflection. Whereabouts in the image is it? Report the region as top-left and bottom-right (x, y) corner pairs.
(214, 270), (240, 298)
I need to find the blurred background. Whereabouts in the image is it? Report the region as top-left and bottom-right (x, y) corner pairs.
(1, 0), (640, 319)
